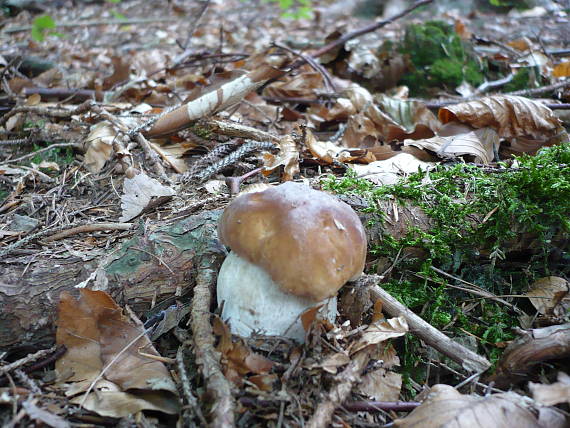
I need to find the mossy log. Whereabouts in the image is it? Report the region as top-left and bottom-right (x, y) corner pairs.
(0, 211), (222, 352)
(0, 195), (565, 352)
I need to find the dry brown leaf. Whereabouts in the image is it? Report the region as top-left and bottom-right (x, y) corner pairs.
(223, 340), (274, 385)
(395, 384), (542, 428)
(262, 135), (300, 181)
(214, 317), (274, 386)
(351, 316), (408, 354)
(25, 93), (41, 106)
(375, 94), (440, 140)
(103, 56), (131, 90)
(120, 172), (175, 222)
(552, 61), (570, 78)
(357, 368), (402, 401)
(263, 69), (323, 99)
(370, 343), (400, 369)
(76, 390), (179, 418)
(319, 352), (351, 374)
(351, 153), (435, 185)
(147, 140), (191, 173)
(305, 128), (375, 164)
(213, 315), (234, 354)
(55, 290), (178, 417)
(438, 95), (566, 149)
(305, 129), (343, 164)
(404, 126), (499, 164)
(249, 374), (278, 392)
(525, 276), (570, 316)
(83, 122), (116, 173)
(307, 97), (355, 123)
(371, 299), (384, 323)
(530, 372), (570, 406)
(300, 305), (321, 333)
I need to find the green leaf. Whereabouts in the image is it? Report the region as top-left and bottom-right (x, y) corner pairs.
(31, 26), (44, 42)
(33, 15), (56, 30)
(279, 0), (294, 9)
(31, 14), (56, 42)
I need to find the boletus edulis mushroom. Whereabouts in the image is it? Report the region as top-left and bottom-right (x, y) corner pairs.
(217, 182), (367, 342)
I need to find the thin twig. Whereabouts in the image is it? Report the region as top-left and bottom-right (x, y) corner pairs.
(3, 143), (79, 164)
(3, 17), (178, 33)
(41, 222), (132, 243)
(288, 0), (434, 73)
(341, 400), (421, 412)
(0, 221), (84, 258)
(272, 42), (336, 93)
(508, 79), (570, 97)
(173, 0), (211, 66)
(0, 346), (58, 376)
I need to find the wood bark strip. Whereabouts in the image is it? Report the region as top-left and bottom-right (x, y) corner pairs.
(190, 257), (235, 427)
(144, 65), (283, 137)
(490, 324), (570, 388)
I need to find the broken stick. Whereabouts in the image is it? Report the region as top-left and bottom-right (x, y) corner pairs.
(362, 275), (491, 373)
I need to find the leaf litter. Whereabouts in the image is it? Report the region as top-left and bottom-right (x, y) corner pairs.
(0, 0), (569, 426)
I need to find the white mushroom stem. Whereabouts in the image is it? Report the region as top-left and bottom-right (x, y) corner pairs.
(216, 251), (337, 342)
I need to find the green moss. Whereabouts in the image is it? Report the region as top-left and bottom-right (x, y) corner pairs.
(323, 143), (570, 374)
(398, 20), (485, 94)
(504, 67), (543, 92)
(30, 144), (74, 167)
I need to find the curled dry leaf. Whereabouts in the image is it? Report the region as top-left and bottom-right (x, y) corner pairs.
(404, 125), (499, 164)
(305, 128), (375, 165)
(263, 69), (324, 99)
(438, 95), (567, 150)
(525, 276), (570, 316)
(213, 316), (274, 386)
(307, 97), (355, 123)
(84, 122), (116, 173)
(351, 153), (435, 185)
(375, 94), (440, 140)
(394, 384), (543, 428)
(262, 135), (300, 181)
(341, 85), (437, 150)
(55, 289), (179, 418)
(120, 172), (175, 222)
(530, 372), (570, 406)
(351, 316), (408, 354)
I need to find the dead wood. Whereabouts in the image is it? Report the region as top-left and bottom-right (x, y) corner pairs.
(0, 210), (222, 351)
(489, 324), (570, 388)
(189, 256), (235, 427)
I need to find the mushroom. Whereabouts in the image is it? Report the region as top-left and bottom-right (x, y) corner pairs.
(217, 181), (367, 342)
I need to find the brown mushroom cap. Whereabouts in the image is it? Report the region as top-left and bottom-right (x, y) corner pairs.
(218, 182), (367, 301)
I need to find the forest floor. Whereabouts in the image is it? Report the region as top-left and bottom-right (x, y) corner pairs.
(1, 0), (569, 426)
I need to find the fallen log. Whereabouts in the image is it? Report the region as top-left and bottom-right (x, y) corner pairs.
(0, 210), (223, 351)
